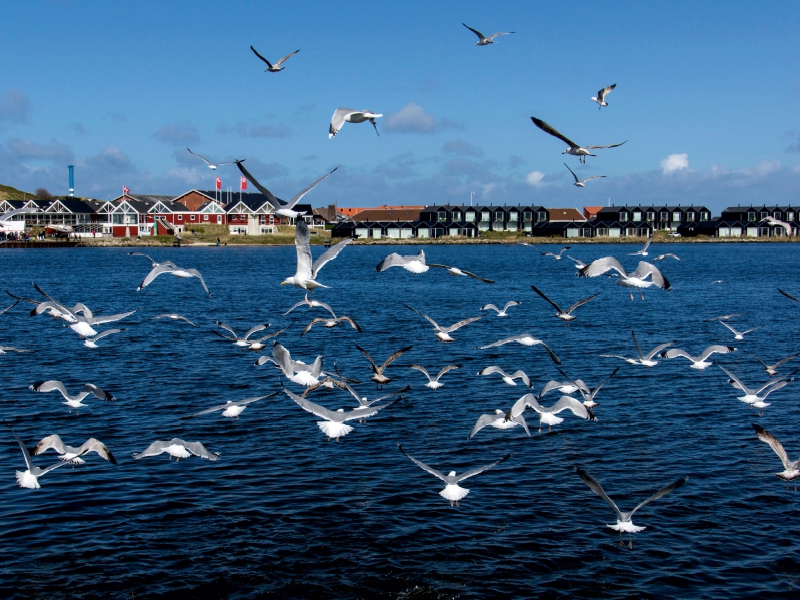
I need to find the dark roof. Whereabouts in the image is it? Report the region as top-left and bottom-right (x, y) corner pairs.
(347, 207), (423, 222)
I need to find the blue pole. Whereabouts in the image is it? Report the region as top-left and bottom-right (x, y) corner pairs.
(68, 165), (74, 197)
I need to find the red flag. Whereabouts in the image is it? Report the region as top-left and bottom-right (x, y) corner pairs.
(123, 185), (130, 195)
(240, 176), (247, 191)
(216, 177), (222, 190)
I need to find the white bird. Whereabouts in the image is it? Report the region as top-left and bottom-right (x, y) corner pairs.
(761, 216), (792, 236)
(406, 305), (483, 343)
(479, 334), (561, 365)
(7, 424), (86, 488)
(531, 117), (627, 163)
(180, 392), (278, 421)
(428, 263), (495, 283)
(281, 219), (352, 293)
(84, 328), (124, 349)
(517, 394), (596, 433)
(137, 263), (210, 296)
(537, 379), (580, 398)
(213, 322), (270, 347)
(329, 108), (382, 138)
(29, 283), (137, 337)
(557, 367), (620, 408)
(752, 423), (800, 490)
(469, 395), (532, 439)
(628, 235), (652, 256)
(152, 313), (197, 327)
(600, 331), (676, 367)
(480, 300), (521, 317)
(186, 148), (242, 170)
(652, 253), (680, 262)
(704, 313), (743, 322)
(531, 285), (600, 323)
(566, 256), (586, 269)
(272, 341), (323, 386)
(69, 310), (138, 339)
(564, 162), (606, 187)
(743, 350), (800, 376)
(461, 23), (515, 45)
(576, 467), (688, 547)
(132, 439), (220, 461)
(32, 434), (117, 465)
(236, 162), (339, 219)
(285, 388), (398, 441)
(409, 364), (460, 390)
(301, 315), (361, 336)
(376, 250), (428, 274)
(720, 321), (759, 341)
(250, 45), (300, 72)
(577, 257), (671, 300)
(477, 366), (532, 387)
(29, 380), (115, 414)
(335, 381), (411, 409)
(660, 345), (736, 370)
(591, 83), (617, 109)
(128, 252), (177, 268)
(398, 443), (511, 506)
(717, 364), (793, 405)
(283, 294), (337, 318)
(519, 244), (571, 260)
(355, 344), (413, 388)
(0, 344), (34, 354)
(245, 328), (289, 352)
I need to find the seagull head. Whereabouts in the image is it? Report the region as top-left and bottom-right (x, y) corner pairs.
(280, 277), (295, 286)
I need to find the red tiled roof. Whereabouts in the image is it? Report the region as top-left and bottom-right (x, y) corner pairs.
(547, 207), (586, 222)
(347, 207), (423, 222)
(583, 205), (603, 219)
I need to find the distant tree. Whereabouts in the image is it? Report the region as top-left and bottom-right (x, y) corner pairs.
(35, 188), (52, 200)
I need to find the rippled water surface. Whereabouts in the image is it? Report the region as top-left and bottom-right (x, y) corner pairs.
(2, 243), (800, 599)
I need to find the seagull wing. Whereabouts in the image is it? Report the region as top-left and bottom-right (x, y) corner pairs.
(186, 148), (213, 166)
(480, 334), (530, 349)
(355, 344), (379, 370)
(336, 316), (361, 332)
(461, 23), (486, 41)
(643, 340), (677, 361)
(485, 32), (515, 41)
(469, 413), (502, 439)
(453, 453), (511, 483)
(300, 318), (329, 337)
(294, 219), (314, 280)
(699, 345), (736, 361)
(530, 285), (564, 313)
(478, 365), (507, 377)
(578, 257), (627, 278)
(575, 468), (623, 521)
(329, 108), (358, 138)
(9, 426), (36, 472)
(548, 396), (594, 420)
(753, 423), (795, 470)
(29, 380), (70, 399)
(435, 365), (461, 380)
(32, 434), (66, 455)
(405, 305), (441, 330)
(81, 438), (117, 464)
(585, 141), (628, 150)
(409, 364), (432, 381)
(564, 162), (580, 184)
(243, 324), (269, 340)
(566, 256), (586, 268)
(272, 342), (294, 377)
(629, 477), (688, 518)
(597, 84), (616, 101)
(311, 234), (353, 279)
(86, 309), (139, 325)
(480, 303), (500, 313)
(457, 268), (495, 283)
(779, 289), (800, 303)
(630, 261), (671, 290)
(285, 388), (341, 421)
(249, 45), (273, 68)
(180, 440), (220, 460)
(288, 166), (339, 209)
(580, 176), (606, 184)
(398, 443), (448, 483)
(88, 329), (124, 342)
(502, 300), (521, 311)
(720, 322), (738, 335)
(565, 292), (601, 315)
(273, 49), (300, 67)
(132, 440), (172, 459)
(235, 160), (282, 211)
(138, 264), (175, 291)
(442, 315), (483, 333)
(0, 300), (19, 315)
(771, 352), (800, 369)
(215, 322), (238, 337)
(590, 367), (620, 399)
(530, 117), (580, 149)
(81, 383), (115, 402)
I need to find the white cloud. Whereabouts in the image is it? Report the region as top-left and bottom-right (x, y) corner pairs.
(660, 153), (689, 175)
(526, 170), (546, 187)
(384, 103), (463, 134)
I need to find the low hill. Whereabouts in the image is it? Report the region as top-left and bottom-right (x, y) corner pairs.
(0, 183), (33, 201)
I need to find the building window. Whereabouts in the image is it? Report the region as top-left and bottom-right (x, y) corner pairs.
(788, 211), (795, 221)
(465, 210), (475, 222)
(700, 212), (709, 221)
(190, 215), (195, 221)
(761, 211), (769, 219)
(672, 212), (681, 222)
(178, 215), (183, 221)
(646, 211), (655, 221)
(204, 215), (209, 221)
(508, 212), (518, 222)
(774, 211), (782, 220)
(747, 211), (756, 221)
(437, 211), (447, 222)
(687, 211), (695, 221)
(633, 211), (642, 221)
(660, 211), (669, 221)
(451, 211), (461, 221)
(620, 211), (629, 222)
(523, 211), (532, 221)
(536, 211), (547, 223)
(494, 211), (504, 221)
(596, 227), (609, 236)
(480, 211), (490, 222)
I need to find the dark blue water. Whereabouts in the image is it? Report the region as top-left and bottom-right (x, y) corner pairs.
(1, 243), (799, 599)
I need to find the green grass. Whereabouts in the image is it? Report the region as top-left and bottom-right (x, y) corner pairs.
(0, 183), (33, 201)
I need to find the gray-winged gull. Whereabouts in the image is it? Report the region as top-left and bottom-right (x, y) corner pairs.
(132, 439), (220, 461)
(531, 117), (627, 163)
(329, 108), (382, 138)
(250, 45), (300, 72)
(32, 434), (117, 465)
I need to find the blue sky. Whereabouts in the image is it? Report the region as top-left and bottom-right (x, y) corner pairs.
(1, 1), (799, 213)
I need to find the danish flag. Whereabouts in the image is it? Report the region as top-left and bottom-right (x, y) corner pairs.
(216, 177), (222, 190)
(240, 176), (247, 191)
(123, 185), (129, 195)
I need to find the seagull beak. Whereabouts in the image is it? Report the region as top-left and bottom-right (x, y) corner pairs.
(280, 282), (287, 286)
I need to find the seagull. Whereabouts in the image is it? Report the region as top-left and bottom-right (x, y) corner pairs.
(564, 162), (606, 187)
(0, 344), (35, 354)
(0, 299), (19, 315)
(652, 253), (680, 262)
(461, 23), (515, 45)
(186, 148), (242, 170)
(409, 364), (460, 390)
(84, 328), (124, 349)
(576, 467), (688, 548)
(285, 388), (399, 441)
(531, 117), (627, 163)
(520, 244), (571, 260)
(591, 83), (617, 109)
(600, 330), (675, 367)
(7, 424), (87, 488)
(245, 328), (289, 352)
(29, 380), (115, 414)
(557, 367), (620, 408)
(628, 235), (652, 256)
(299, 364), (366, 398)
(476, 366), (532, 387)
(406, 305), (483, 343)
(137, 263), (210, 296)
(743, 350), (800, 376)
(329, 108), (382, 138)
(704, 313), (743, 322)
(567, 256), (586, 269)
(530, 285), (600, 323)
(577, 258), (671, 300)
(128, 252), (177, 268)
(719, 321), (759, 341)
(752, 423), (800, 490)
(660, 345), (736, 370)
(717, 364), (793, 405)
(301, 315), (361, 336)
(537, 379), (581, 398)
(180, 392), (278, 421)
(398, 443), (510, 506)
(272, 341), (323, 386)
(29, 283), (137, 336)
(152, 314), (197, 327)
(517, 394), (596, 433)
(427, 263), (495, 283)
(236, 162), (339, 219)
(213, 322), (270, 347)
(335, 381), (410, 410)
(480, 301), (521, 317)
(250, 45), (300, 72)
(69, 310), (138, 339)
(32, 435), (117, 465)
(479, 334), (561, 365)
(468, 409), (530, 440)
(132, 439), (220, 461)
(761, 216), (792, 236)
(281, 218), (352, 294)
(355, 344), (412, 388)
(376, 250), (428, 273)
(779, 289), (800, 303)
(284, 293), (337, 318)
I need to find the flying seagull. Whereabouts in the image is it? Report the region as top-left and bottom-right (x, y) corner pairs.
(152, 313), (198, 327)
(479, 334), (561, 365)
(376, 250), (428, 274)
(29, 380), (115, 414)
(591, 83), (617, 109)
(743, 349), (800, 376)
(398, 443), (511, 506)
(660, 345), (736, 370)
(7, 423), (87, 488)
(461, 23), (515, 45)
(272, 341), (323, 386)
(301, 315), (361, 337)
(719, 321), (759, 341)
(282, 219), (352, 294)
(628, 235), (653, 256)
(476, 366), (532, 387)
(186, 148), (242, 170)
(469, 395), (532, 439)
(519, 244), (571, 260)
(576, 467), (688, 547)
(761, 216), (792, 236)
(600, 331), (675, 367)
(480, 300), (521, 317)
(180, 392), (278, 421)
(329, 108), (382, 138)
(355, 344), (412, 388)
(213, 322), (270, 346)
(577, 258), (671, 300)
(406, 305), (483, 343)
(564, 163), (606, 187)
(530, 284), (599, 324)
(128, 252), (177, 268)
(0, 344), (35, 354)
(531, 117), (627, 163)
(428, 263), (495, 283)
(236, 161), (339, 219)
(717, 364), (794, 405)
(517, 394), (596, 433)
(84, 328), (124, 349)
(250, 45), (300, 72)
(557, 367), (620, 408)
(409, 364), (461, 390)
(752, 423), (800, 490)
(32, 434), (117, 465)
(132, 439), (220, 461)
(137, 262), (210, 296)
(653, 253), (680, 262)
(284, 294), (337, 318)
